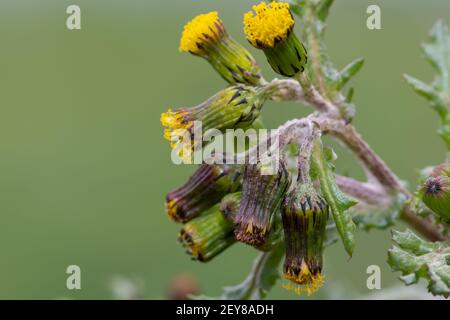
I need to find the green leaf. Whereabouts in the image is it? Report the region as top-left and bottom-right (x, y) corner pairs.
(316, 0), (334, 22)
(388, 229), (450, 298)
(312, 139), (358, 257)
(191, 243), (284, 300)
(403, 74), (437, 101)
(405, 20), (450, 150)
(352, 194), (407, 231)
(346, 88), (354, 103)
(336, 58), (365, 91)
(422, 20), (450, 90)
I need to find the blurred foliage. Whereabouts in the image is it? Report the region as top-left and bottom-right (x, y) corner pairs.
(192, 243), (284, 300)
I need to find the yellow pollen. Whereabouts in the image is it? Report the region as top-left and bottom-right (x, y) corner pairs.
(160, 109), (187, 129)
(160, 109), (192, 142)
(246, 221), (253, 233)
(166, 199), (178, 218)
(181, 226), (202, 259)
(161, 108), (195, 162)
(244, 1), (295, 48)
(283, 260), (325, 296)
(179, 12), (225, 54)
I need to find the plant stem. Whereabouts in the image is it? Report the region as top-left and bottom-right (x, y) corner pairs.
(335, 175), (446, 241)
(319, 118), (447, 242)
(271, 79), (448, 241)
(335, 175), (388, 206)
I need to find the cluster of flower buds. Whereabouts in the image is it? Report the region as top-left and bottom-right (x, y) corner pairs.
(167, 158), (331, 295)
(161, 2), (310, 162)
(162, 1), (334, 296)
(420, 163), (450, 221)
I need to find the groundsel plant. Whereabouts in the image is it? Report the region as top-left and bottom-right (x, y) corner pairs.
(161, 1), (450, 299)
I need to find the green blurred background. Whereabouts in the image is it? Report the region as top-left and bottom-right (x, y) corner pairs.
(0, 0), (448, 299)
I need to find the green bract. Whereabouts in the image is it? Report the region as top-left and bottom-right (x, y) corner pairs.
(178, 204), (235, 262)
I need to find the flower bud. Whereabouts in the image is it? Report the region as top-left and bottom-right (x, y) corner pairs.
(244, 1), (307, 77)
(178, 204), (235, 262)
(281, 185), (330, 296)
(166, 164), (242, 223)
(180, 12), (263, 86)
(421, 175), (450, 221)
(234, 162), (290, 248)
(161, 85), (267, 160)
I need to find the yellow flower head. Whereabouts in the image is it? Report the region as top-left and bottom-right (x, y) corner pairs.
(244, 1), (295, 48)
(160, 108), (195, 161)
(160, 109), (192, 141)
(179, 12), (226, 55)
(283, 260), (325, 296)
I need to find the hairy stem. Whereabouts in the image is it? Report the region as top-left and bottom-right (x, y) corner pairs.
(271, 79), (448, 241)
(321, 120), (447, 241)
(335, 175), (388, 206)
(268, 79), (336, 114)
(335, 175), (447, 241)
(324, 122), (406, 194)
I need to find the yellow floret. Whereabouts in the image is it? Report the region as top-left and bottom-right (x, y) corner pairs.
(161, 109), (190, 131)
(283, 260), (325, 296)
(244, 1), (295, 48)
(179, 12), (224, 54)
(160, 109), (195, 161)
(166, 199), (179, 219)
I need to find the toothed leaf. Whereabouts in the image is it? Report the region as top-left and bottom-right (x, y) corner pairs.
(403, 74), (438, 101)
(406, 20), (450, 150)
(312, 139), (358, 257)
(388, 229), (450, 298)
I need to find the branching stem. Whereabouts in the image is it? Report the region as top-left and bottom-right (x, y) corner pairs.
(269, 79), (448, 242)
